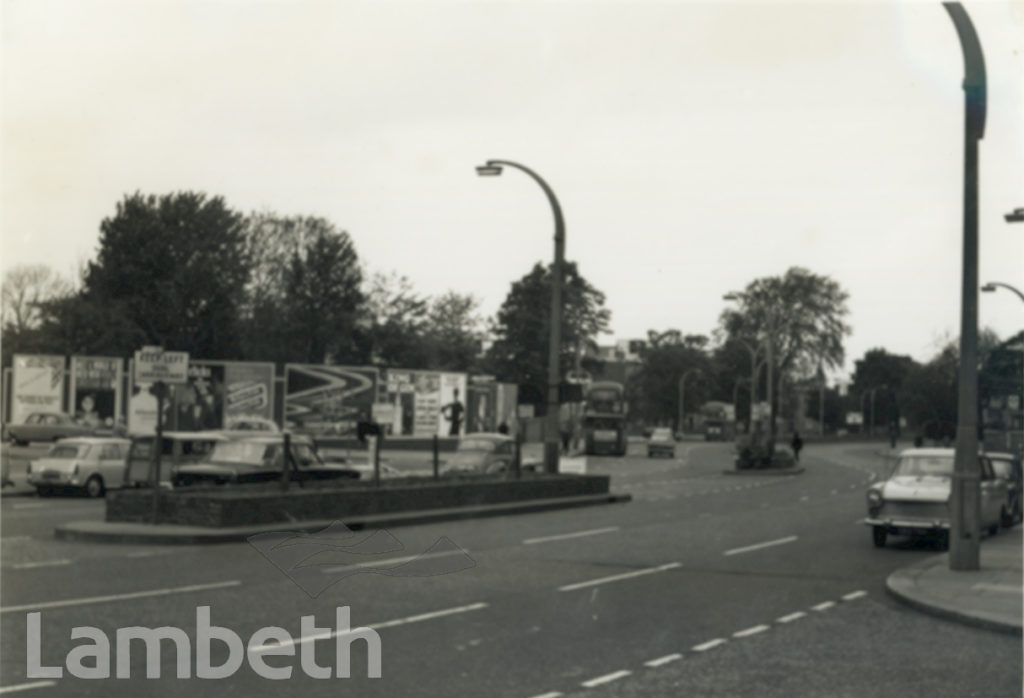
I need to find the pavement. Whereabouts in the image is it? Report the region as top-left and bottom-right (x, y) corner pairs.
(886, 526), (1023, 635)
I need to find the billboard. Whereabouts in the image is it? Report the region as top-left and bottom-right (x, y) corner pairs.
(70, 356), (123, 429)
(129, 359), (275, 435)
(384, 369), (468, 437)
(285, 364), (378, 436)
(11, 355), (65, 424)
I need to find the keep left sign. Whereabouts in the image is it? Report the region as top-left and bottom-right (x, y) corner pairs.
(134, 346), (190, 384)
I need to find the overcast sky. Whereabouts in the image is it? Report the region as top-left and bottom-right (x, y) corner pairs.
(2, 0), (1022, 378)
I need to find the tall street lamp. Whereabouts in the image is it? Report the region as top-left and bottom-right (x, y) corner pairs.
(477, 160), (565, 474)
(982, 282), (1024, 304)
(944, 1), (986, 571)
(1004, 207), (1024, 223)
(678, 368), (700, 434)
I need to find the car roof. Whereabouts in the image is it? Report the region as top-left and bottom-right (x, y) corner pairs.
(55, 437), (130, 445)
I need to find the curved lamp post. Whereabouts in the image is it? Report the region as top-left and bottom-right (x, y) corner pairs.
(477, 160), (565, 473)
(981, 282), (1024, 304)
(944, 1), (986, 571)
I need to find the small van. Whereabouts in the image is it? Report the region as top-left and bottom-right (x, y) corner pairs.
(124, 431), (230, 487)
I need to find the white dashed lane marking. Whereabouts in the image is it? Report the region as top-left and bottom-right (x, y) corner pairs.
(811, 601), (836, 612)
(692, 638), (727, 652)
(776, 611), (806, 624)
(644, 653), (683, 668)
(558, 563), (681, 592)
(0, 680), (57, 694)
(580, 670), (631, 688)
(842, 590), (868, 601)
(723, 535), (798, 557)
(732, 624), (770, 638)
(523, 527), (619, 545)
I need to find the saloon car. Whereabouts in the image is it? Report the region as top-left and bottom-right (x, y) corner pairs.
(440, 433), (519, 476)
(647, 427), (676, 458)
(864, 448), (1008, 548)
(171, 434), (355, 486)
(27, 437), (131, 497)
(8, 412), (96, 446)
(988, 451), (1023, 527)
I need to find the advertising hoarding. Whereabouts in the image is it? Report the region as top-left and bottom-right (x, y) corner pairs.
(11, 355), (65, 424)
(384, 369), (468, 437)
(285, 364), (378, 436)
(70, 356), (123, 429)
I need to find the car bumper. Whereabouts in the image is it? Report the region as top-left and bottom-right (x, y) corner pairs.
(864, 517), (950, 532)
(28, 472), (81, 487)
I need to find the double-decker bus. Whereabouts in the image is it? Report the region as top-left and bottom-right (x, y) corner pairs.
(583, 381), (628, 456)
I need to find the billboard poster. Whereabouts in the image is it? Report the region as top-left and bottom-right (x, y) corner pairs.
(11, 355), (65, 424)
(383, 370), (468, 437)
(285, 364), (378, 436)
(169, 362), (225, 432)
(496, 382), (519, 432)
(466, 380), (497, 433)
(70, 356), (123, 429)
(224, 362), (275, 423)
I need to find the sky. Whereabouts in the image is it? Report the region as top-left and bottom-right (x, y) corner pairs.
(2, 0), (1022, 380)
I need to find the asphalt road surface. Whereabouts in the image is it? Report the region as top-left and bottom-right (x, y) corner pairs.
(1, 442), (1020, 697)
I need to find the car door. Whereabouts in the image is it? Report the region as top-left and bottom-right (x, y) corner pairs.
(98, 443), (126, 489)
(978, 457), (1004, 528)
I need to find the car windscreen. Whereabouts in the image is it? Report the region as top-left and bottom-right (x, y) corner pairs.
(893, 455), (954, 477)
(457, 439), (497, 453)
(47, 444), (89, 459)
(209, 441), (275, 466)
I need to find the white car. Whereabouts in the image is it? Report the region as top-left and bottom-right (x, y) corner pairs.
(28, 437), (132, 497)
(864, 448), (1008, 548)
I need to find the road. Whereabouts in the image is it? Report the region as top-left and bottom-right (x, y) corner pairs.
(1, 441), (1020, 696)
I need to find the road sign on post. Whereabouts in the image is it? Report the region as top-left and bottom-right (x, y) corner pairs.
(133, 347), (189, 525)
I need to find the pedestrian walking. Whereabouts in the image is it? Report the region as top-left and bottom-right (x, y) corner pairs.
(790, 431), (803, 463)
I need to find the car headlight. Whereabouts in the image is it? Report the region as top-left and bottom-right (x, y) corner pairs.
(867, 489), (883, 506)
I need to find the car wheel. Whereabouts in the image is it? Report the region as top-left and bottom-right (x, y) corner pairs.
(84, 476), (105, 498)
(872, 526), (887, 548)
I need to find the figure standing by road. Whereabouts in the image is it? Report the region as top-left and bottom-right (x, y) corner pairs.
(790, 431), (803, 463)
(442, 389), (465, 437)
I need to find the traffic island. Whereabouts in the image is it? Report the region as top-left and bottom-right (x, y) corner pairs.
(55, 474), (629, 544)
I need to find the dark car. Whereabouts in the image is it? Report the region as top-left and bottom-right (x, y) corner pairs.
(988, 451), (1022, 528)
(441, 433), (518, 476)
(171, 435), (356, 486)
(8, 412), (96, 446)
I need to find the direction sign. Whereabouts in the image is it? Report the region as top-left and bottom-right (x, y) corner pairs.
(134, 346), (189, 384)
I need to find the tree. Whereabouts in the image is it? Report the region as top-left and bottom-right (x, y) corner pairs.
(424, 291), (485, 371)
(84, 192), (249, 358)
(849, 348), (917, 431)
(484, 261), (611, 410)
(719, 267), (851, 428)
(1, 264), (73, 333)
(360, 271), (431, 368)
(630, 329), (713, 428)
(238, 213), (364, 364)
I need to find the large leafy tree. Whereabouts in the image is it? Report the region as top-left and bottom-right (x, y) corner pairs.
(83, 192), (249, 358)
(485, 261), (611, 410)
(360, 271), (431, 368)
(629, 329), (713, 428)
(718, 267), (851, 428)
(424, 291), (485, 371)
(1, 264), (76, 368)
(239, 214), (364, 364)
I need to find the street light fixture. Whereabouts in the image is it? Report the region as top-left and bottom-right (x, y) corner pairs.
(476, 159), (565, 474)
(944, 1), (986, 571)
(1004, 207), (1024, 223)
(981, 282), (1024, 304)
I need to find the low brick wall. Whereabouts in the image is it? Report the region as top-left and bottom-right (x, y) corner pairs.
(107, 474), (611, 527)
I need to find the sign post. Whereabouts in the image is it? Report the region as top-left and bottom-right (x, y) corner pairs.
(134, 347), (189, 524)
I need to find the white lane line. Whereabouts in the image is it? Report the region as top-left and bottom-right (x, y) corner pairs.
(524, 527), (620, 545)
(842, 590), (869, 601)
(692, 638), (727, 652)
(0, 681), (57, 694)
(558, 562), (681, 592)
(527, 693), (563, 698)
(644, 653), (683, 668)
(776, 611), (806, 624)
(732, 624), (770, 638)
(10, 503), (45, 510)
(12, 559), (72, 570)
(0, 580), (241, 614)
(581, 670), (632, 688)
(250, 602), (489, 653)
(811, 601), (836, 612)
(723, 535), (798, 557)
(319, 548), (467, 574)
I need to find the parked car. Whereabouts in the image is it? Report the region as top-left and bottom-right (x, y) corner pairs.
(864, 448), (1008, 548)
(171, 434), (356, 486)
(8, 412), (96, 446)
(647, 427), (676, 458)
(440, 433), (517, 476)
(27, 437), (131, 497)
(125, 431), (232, 487)
(988, 451), (1022, 528)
